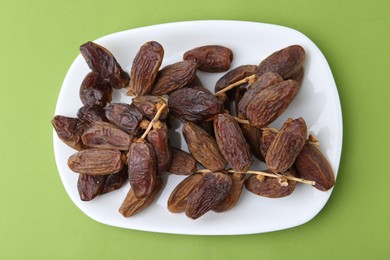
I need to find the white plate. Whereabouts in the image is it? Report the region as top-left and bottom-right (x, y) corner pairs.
(53, 20), (342, 235)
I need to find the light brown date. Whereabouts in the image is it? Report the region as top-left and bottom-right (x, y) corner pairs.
(150, 60), (197, 95)
(119, 178), (163, 217)
(128, 142), (157, 198)
(146, 122), (172, 176)
(182, 122), (227, 172)
(246, 80), (300, 128)
(168, 148), (197, 175)
(185, 172), (232, 219)
(213, 173), (245, 212)
(68, 149), (124, 175)
(213, 113), (252, 173)
(128, 41), (164, 96)
(167, 173), (204, 213)
(81, 121), (132, 151)
(265, 118), (307, 173)
(245, 172), (296, 198)
(256, 45), (305, 79)
(295, 141), (335, 191)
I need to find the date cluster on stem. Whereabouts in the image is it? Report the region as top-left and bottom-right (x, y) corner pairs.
(52, 41), (334, 220)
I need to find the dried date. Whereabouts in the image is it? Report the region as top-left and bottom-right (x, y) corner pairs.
(241, 124), (264, 161)
(79, 72), (112, 108)
(68, 149), (124, 175)
(182, 122), (227, 172)
(101, 165), (129, 194)
(256, 45), (305, 79)
(105, 103), (144, 135)
(146, 122), (172, 176)
(127, 41), (164, 96)
(81, 121), (132, 151)
(80, 41), (130, 89)
(168, 148), (197, 175)
(238, 72), (283, 119)
(167, 173), (204, 213)
(51, 115), (88, 151)
(185, 172), (232, 219)
(295, 141), (335, 191)
(246, 80), (300, 128)
(183, 45), (233, 72)
(265, 118), (307, 173)
(128, 142), (157, 198)
(213, 173), (245, 212)
(77, 106), (109, 124)
(77, 174), (107, 201)
(245, 172), (296, 198)
(150, 60), (197, 95)
(119, 178), (163, 217)
(169, 86), (224, 122)
(213, 113), (252, 173)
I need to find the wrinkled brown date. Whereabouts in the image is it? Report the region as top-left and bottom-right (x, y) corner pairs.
(259, 128), (278, 159)
(77, 174), (107, 201)
(241, 124), (264, 161)
(213, 113), (252, 173)
(266, 118), (307, 173)
(215, 65), (257, 99)
(68, 149), (124, 175)
(183, 45), (233, 72)
(80, 41), (130, 89)
(256, 45), (305, 79)
(105, 103), (144, 135)
(295, 141), (335, 191)
(238, 72), (283, 119)
(169, 86), (224, 122)
(246, 80), (300, 128)
(168, 148), (197, 175)
(213, 173), (245, 212)
(128, 41), (164, 96)
(289, 67), (304, 86)
(182, 122), (227, 172)
(79, 72), (112, 108)
(146, 122), (172, 176)
(81, 121), (132, 151)
(119, 178), (163, 217)
(150, 60), (197, 95)
(167, 173), (204, 213)
(245, 172), (296, 198)
(185, 172), (232, 219)
(77, 106), (109, 124)
(132, 95), (168, 121)
(101, 165), (129, 194)
(128, 142), (157, 198)
(51, 115), (88, 151)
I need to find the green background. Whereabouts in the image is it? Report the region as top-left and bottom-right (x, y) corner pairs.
(1, 0), (389, 259)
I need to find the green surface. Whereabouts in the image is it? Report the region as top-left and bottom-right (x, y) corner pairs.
(1, 0), (389, 259)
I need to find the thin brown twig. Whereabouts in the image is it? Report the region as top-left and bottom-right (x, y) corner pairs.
(138, 103), (167, 141)
(195, 168), (315, 186)
(214, 74), (257, 96)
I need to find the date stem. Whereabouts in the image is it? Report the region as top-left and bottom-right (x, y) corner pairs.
(195, 169), (315, 186)
(233, 116), (250, 125)
(214, 74), (257, 96)
(138, 103), (167, 141)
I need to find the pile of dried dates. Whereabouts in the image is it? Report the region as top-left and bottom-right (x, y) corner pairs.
(52, 40), (335, 220)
